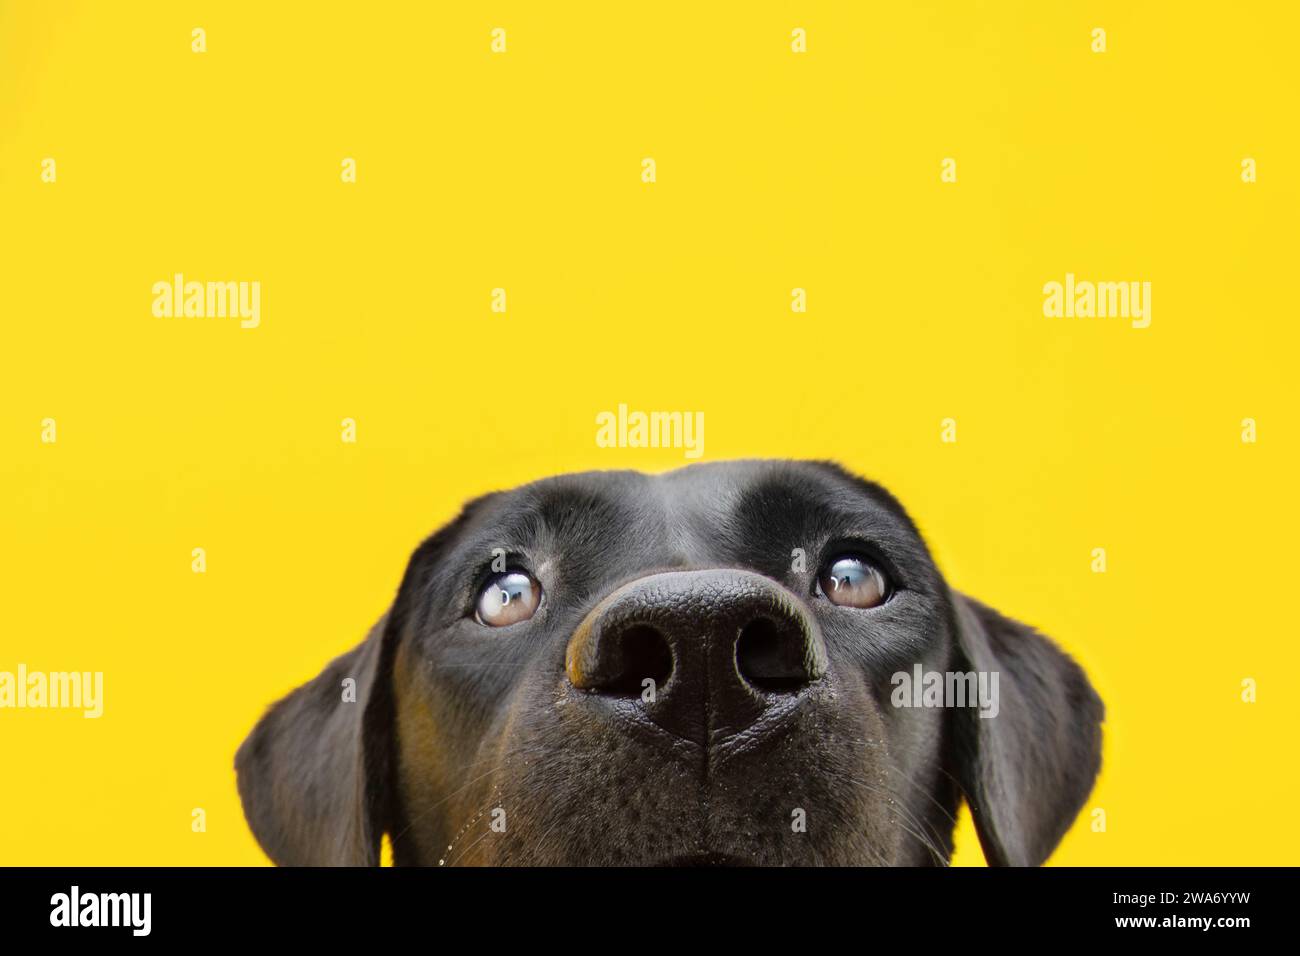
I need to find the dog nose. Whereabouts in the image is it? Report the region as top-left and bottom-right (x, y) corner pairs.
(565, 570), (828, 746)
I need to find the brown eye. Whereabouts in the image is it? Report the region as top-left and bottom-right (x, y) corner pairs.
(817, 556), (889, 608)
(475, 572), (541, 627)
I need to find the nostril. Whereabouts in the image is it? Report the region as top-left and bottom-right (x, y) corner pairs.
(600, 624), (674, 697)
(735, 618), (811, 693)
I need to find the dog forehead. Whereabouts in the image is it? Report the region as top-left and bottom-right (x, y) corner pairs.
(480, 460), (902, 546)
(658, 459), (856, 499)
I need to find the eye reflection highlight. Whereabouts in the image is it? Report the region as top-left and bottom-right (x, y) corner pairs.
(817, 556), (888, 609)
(475, 572), (541, 627)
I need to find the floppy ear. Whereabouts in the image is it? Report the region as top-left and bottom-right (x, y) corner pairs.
(234, 612), (399, 865)
(949, 593), (1104, 867)
(235, 499), (491, 866)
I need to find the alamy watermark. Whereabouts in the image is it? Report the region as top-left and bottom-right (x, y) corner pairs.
(595, 403), (704, 459)
(891, 665), (999, 719)
(50, 886), (150, 936)
(0, 664), (103, 718)
(1043, 273), (1151, 329)
(152, 273), (260, 328)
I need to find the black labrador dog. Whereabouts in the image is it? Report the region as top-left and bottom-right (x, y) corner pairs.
(236, 460), (1103, 866)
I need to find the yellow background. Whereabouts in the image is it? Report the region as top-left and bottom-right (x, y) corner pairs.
(1, 1), (1296, 866)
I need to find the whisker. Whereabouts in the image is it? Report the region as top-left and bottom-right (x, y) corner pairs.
(389, 739), (544, 845)
(444, 817), (496, 867)
(883, 760), (958, 827)
(842, 774), (949, 866)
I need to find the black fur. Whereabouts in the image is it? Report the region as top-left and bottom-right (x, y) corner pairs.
(235, 460), (1103, 866)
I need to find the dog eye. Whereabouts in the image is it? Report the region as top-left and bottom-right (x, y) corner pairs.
(817, 556), (889, 608)
(475, 572), (541, 627)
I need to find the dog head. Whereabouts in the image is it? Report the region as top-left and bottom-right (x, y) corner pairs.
(235, 460), (1103, 866)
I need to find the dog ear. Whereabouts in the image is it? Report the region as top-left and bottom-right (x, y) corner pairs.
(234, 611), (399, 866)
(234, 499), (490, 866)
(949, 592), (1104, 867)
